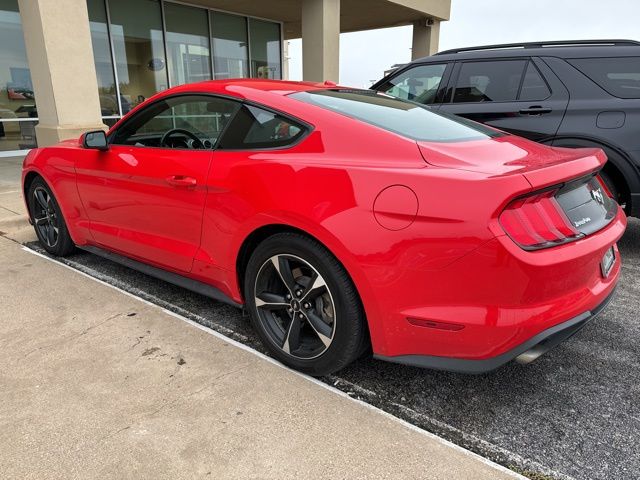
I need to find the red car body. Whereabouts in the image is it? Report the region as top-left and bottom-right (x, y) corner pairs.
(22, 80), (626, 373)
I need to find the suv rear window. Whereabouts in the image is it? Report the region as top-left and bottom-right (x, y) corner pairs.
(289, 89), (501, 143)
(568, 57), (640, 99)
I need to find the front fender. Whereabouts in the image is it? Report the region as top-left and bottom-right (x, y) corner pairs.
(22, 147), (93, 245)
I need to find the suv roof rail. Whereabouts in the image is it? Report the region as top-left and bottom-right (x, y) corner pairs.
(434, 39), (640, 56)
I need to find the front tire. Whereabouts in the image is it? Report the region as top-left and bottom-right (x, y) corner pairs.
(27, 178), (75, 257)
(244, 233), (367, 376)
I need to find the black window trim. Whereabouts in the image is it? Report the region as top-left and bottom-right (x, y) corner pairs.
(517, 59), (553, 102)
(446, 57), (552, 105)
(107, 92), (314, 152)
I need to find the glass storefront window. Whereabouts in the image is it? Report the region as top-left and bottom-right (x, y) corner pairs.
(81, 0), (283, 140)
(0, 0), (37, 152)
(248, 18), (281, 80)
(108, 0), (167, 113)
(165, 3), (211, 87)
(211, 11), (248, 80)
(87, 0), (119, 117)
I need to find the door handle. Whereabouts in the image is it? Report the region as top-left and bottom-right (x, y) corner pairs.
(166, 175), (197, 188)
(519, 106), (552, 115)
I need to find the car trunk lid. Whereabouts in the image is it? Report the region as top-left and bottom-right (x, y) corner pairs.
(416, 135), (618, 247)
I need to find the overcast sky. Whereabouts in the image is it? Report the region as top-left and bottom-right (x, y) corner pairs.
(287, 0), (640, 87)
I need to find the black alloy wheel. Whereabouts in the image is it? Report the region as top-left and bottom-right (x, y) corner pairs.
(28, 178), (75, 256)
(254, 253), (336, 359)
(245, 233), (368, 376)
(32, 186), (59, 248)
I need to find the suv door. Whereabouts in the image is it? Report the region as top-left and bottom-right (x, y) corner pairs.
(75, 94), (240, 272)
(438, 57), (569, 141)
(374, 62), (452, 106)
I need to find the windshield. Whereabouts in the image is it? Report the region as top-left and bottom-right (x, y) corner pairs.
(289, 89), (503, 142)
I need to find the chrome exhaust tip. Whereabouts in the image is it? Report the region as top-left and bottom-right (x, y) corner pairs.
(515, 346), (548, 365)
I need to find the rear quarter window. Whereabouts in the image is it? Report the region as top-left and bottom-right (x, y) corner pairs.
(218, 104), (307, 150)
(568, 57), (640, 99)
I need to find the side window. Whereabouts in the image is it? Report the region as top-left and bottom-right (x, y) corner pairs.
(378, 64), (447, 104)
(519, 62), (551, 101)
(568, 57), (640, 99)
(111, 95), (240, 149)
(453, 60), (527, 103)
(218, 105), (306, 150)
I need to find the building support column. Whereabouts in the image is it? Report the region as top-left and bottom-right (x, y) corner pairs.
(17, 0), (106, 147)
(411, 19), (440, 60)
(302, 0), (340, 82)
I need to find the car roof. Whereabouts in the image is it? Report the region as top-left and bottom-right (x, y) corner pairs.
(411, 39), (640, 63)
(108, 79), (353, 134)
(159, 79), (336, 99)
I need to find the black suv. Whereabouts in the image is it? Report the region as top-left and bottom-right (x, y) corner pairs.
(372, 40), (640, 216)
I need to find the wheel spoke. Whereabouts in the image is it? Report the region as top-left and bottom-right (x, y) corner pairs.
(270, 255), (297, 294)
(34, 215), (48, 226)
(255, 254), (336, 360)
(255, 292), (288, 310)
(302, 271), (327, 301)
(46, 224), (56, 246)
(282, 314), (302, 354)
(303, 310), (332, 348)
(34, 189), (48, 210)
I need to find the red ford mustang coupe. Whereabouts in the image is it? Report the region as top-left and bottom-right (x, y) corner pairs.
(22, 79), (626, 375)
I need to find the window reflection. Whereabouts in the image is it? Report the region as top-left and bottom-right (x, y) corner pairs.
(87, 0), (119, 116)
(249, 19), (281, 79)
(165, 3), (211, 86)
(82, 0), (284, 145)
(108, 0), (168, 113)
(211, 11), (248, 79)
(0, 0), (37, 151)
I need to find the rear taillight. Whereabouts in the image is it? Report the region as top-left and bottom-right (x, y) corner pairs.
(499, 189), (581, 250)
(595, 174), (613, 198)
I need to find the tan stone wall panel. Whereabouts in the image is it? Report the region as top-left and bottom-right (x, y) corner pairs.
(18, 0), (106, 146)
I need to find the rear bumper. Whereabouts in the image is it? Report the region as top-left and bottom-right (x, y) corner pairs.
(374, 287), (617, 374)
(367, 204), (625, 361)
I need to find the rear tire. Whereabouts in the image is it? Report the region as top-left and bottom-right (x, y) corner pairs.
(27, 178), (75, 257)
(244, 232), (367, 376)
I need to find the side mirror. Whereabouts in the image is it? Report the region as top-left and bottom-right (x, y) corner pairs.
(83, 130), (108, 151)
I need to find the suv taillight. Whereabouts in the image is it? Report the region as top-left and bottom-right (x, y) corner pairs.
(499, 190), (581, 250)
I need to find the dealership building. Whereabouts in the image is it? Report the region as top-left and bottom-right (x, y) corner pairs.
(0, 0), (450, 156)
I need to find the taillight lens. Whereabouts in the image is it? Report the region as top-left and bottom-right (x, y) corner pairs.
(595, 174), (613, 198)
(499, 189), (581, 250)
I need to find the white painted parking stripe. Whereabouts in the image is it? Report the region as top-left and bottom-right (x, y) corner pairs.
(23, 244), (551, 480)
